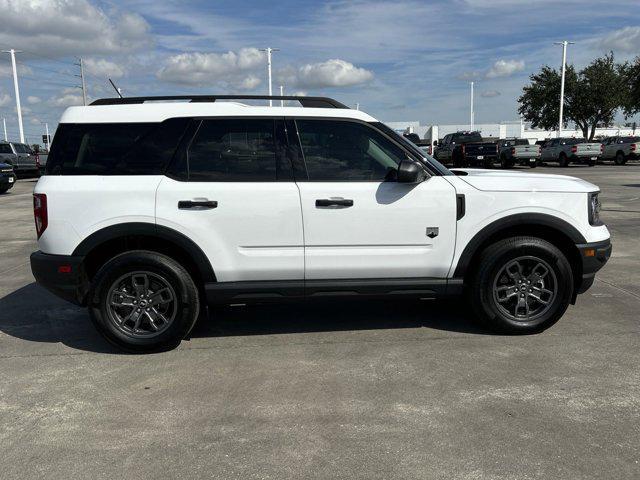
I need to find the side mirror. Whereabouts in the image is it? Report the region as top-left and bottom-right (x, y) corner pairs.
(397, 159), (426, 184)
(432, 140), (438, 146)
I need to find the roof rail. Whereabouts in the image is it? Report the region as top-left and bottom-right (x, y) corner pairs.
(89, 95), (349, 109)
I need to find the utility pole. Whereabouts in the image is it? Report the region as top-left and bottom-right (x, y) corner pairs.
(2, 49), (24, 143)
(470, 81), (474, 131)
(75, 58), (87, 106)
(259, 47), (279, 106)
(2, 118), (7, 141)
(279, 85), (284, 107)
(554, 41), (574, 138)
(355, 103), (360, 111)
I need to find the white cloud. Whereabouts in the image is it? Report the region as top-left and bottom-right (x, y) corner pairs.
(280, 59), (374, 89)
(486, 59), (525, 78)
(480, 90), (501, 98)
(0, 93), (11, 107)
(29, 117), (41, 125)
(49, 88), (84, 108)
(0, 0), (151, 57)
(156, 48), (265, 88)
(27, 96), (41, 104)
(0, 63), (33, 78)
(596, 26), (640, 53)
(83, 58), (125, 79)
(456, 71), (481, 81)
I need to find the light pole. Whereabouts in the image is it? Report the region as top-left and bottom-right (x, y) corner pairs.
(554, 41), (574, 138)
(2, 49), (24, 143)
(470, 81), (474, 131)
(259, 47), (279, 106)
(279, 85), (284, 107)
(2, 117), (7, 141)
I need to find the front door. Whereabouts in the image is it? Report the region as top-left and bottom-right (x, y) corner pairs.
(292, 118), (457, 280)
(156, 118), (304, 283)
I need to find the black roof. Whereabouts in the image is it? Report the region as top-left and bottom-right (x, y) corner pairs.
(90, 95), (349, 109)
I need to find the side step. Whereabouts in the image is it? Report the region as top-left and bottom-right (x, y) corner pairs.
(205, 278), (464, 304)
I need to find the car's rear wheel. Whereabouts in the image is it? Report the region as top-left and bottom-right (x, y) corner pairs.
(614, 152), (627, 165)
(558, 154), (569, 167)
(468, 236), (573, 334)
(89, 250), (200, 353)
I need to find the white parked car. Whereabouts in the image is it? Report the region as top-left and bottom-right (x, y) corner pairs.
(30, 95), (611, 352)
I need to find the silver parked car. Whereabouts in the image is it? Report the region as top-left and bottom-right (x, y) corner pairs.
(540, 137), (601, 167)
(600, 136), (639, 165)
(0, 141), (39, 175)
(497, 138), (540, 168)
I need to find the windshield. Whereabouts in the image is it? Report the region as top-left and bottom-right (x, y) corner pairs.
(373, 122), (453, 176)
(12, 143), (31, 153)
(455, 133), (482, 143)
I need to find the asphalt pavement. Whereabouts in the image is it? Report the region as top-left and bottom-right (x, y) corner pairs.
(0, 164), (638, 479)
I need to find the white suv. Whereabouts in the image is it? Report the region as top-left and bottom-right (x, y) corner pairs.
(30, 95), (611, 352)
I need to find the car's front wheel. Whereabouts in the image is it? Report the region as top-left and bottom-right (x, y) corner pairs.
(89, 250), (200, 353)
(468, 236), (573, 334)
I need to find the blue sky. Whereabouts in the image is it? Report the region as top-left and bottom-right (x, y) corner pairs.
(1, 0), (639, 144)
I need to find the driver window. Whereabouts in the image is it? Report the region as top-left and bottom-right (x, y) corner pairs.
(295, 119), (405, 181)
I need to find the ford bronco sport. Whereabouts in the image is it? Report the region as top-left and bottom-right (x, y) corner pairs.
(30, 95), (611, 352)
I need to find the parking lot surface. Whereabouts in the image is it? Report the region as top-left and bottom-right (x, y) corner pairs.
(1, 165), (638, 479)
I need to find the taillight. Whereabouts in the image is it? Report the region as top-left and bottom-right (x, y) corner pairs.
(33, 193), (48, 239)
(600, 144), (604, 153)
(537, 146), (541, 154)
(631, 144), (637, 152)
(461, 144), (466, 157)
(510, 147), (516, 155)
(35, 154), (40, 169)
(571, 145), (577, 153)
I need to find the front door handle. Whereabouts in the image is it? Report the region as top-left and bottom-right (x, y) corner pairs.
(178, 200), (218, 210)
(315, 198), (354, 208)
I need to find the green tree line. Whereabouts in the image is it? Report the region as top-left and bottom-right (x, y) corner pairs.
(518, 53), (640, 140)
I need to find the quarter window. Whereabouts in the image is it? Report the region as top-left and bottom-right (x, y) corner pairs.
(295, 119), (405, 181)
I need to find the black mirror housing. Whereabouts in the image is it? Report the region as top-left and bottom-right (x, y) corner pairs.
(432, 140), (438, 146)
(397, 159), (426, 184)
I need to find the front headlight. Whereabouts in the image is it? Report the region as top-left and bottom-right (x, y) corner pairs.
(588, 192), (603, 226)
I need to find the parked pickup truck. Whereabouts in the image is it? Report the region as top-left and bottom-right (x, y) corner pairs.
(540, 138), (601, 167)
(0, 141), (39, 175)
(434, 131), (498, 168)
(600, 136), (639, 165)
(497, 138), (540, 168)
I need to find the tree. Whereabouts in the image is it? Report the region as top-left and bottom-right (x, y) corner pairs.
(622, 56), (640, 117)
(518, 54), (626, 140)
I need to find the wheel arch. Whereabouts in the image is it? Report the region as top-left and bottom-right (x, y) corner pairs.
(73, 222), (216, 287)
(453, 213), (585, 292)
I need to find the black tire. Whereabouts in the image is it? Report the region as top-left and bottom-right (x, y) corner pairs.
(483, 158), (493, 169)
(500, 155), (510, 169)
(88, 250), (200, 353)
(529, 161), (537, 168)
(558, 153), (569, 167)
(587, 159), (596, 167)
(614, 152), (627, 165)
(0, 186), (9, 194)
(468, 236), (573, 334)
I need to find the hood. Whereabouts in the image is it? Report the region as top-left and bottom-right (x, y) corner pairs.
(451, 168), (598, 193)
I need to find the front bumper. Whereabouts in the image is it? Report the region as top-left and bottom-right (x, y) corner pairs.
(30, 251), (87, 305)
(575, 239), (612, 294)
(0, 173), (16, 190)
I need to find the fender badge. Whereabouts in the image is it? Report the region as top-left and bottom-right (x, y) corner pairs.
(426, 227), (439, 238)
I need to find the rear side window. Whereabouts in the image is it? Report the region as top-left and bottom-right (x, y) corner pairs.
(0, 144), (12, 154)
(185, 119), (285, 182)
(621, 136), (640, 143)
(295, 119), (405, 181)
(12, 143), (30, 153)
(46, 119), (189, 175)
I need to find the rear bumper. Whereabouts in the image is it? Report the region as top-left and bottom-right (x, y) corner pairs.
(30, 251), (87, 305)
(575, 239), (612, 294)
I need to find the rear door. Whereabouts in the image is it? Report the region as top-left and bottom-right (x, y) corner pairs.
(292, 118), (457, 280)
(155, 117), (304, 283)
(0, 143), (14, 166)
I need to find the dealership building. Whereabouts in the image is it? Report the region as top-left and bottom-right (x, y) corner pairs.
(385, 120), (639, 145)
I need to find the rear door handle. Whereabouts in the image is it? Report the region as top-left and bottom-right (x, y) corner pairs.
(315, 198), (354, 208)
(178, 200), (218, 210)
